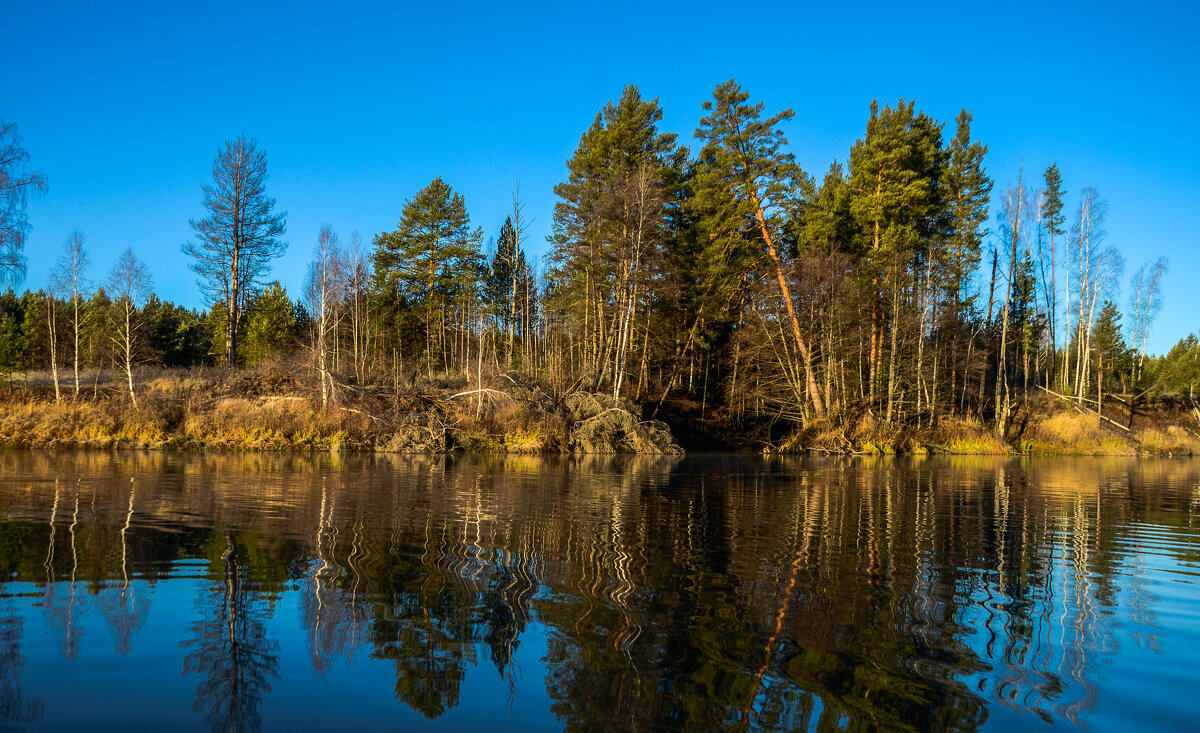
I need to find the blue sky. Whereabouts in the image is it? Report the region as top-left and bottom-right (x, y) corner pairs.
(5, 0), (1197, 353)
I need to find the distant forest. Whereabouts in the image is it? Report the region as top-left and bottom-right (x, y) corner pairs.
(1, 82), (1197, 434)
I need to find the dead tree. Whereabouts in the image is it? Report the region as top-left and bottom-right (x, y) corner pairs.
(183, 136), (287, 367)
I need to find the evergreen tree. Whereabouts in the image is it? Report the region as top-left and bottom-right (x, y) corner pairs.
(183, 136), (288, 367)
(1041, 164), (1066, 385)
(693, 80), (825, 416)
(941, 111), (991, 310)
(847, 99), (946, 414)
(0, 289), (32, 375)
(372, 177), (482, 375)
(240, 282), (298, 366)
(800, 162), (853, 252)
(1091, 300), (1131, 391)
(143, 296), (210, 367)
(548, 85), (680, 393)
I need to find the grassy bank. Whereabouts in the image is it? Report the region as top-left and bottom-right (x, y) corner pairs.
(3, 368), (1198, 457)
(787, 394), (1200, 456)
(0, 366), (682, 455)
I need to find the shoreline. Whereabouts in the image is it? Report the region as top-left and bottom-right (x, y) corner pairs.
(3, 368), (1197, 457)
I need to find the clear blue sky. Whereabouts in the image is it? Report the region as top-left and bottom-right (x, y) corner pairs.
(5, 0), (1197, 353)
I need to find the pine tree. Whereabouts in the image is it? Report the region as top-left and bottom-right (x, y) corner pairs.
(183, 136), (287, 367)
(1041, 164), (1066, 387)
(693, 79), (825, 417)
(847, 99), (946, 417)
(372, 177), (482, 376)
(548, 85), (678, 393)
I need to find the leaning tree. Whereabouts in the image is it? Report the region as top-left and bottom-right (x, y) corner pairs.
(183, 136), (287, 367)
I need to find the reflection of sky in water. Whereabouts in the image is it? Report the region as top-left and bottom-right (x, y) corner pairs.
(10, 575), (561, 731)
(0, 452), (1198, 731)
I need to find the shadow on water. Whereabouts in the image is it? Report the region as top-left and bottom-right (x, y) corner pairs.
(1, 449), (1199, 731)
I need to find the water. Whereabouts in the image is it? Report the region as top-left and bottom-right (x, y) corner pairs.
(1, 450), (1198, 732)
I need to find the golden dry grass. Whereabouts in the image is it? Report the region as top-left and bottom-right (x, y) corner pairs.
(929, 415), (1013, 455)
(1133, 425), (1200, 456)
(1021, 411), (1136, 455)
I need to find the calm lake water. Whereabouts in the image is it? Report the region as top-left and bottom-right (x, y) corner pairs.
(0, 451), (1198, 732)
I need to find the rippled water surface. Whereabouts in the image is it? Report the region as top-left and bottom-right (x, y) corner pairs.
(1, 451), (1198, 731)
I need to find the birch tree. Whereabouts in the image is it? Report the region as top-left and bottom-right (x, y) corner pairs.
(0, 120), (48, 283)
(50, 230), (90, 396)
(1128, 257), (1167, 384)
(305, 226), (345, 408)
(106, 249), (152, 407)
(1069, 188), (1123, 400)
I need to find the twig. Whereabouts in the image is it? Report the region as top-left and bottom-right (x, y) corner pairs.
(450, 388), (515, 403)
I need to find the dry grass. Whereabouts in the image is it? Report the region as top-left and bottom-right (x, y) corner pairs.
(0, 364), (675, 454)
(1021, 411), (1136, 455)
(928, 415), (1013, 455)
(1133, 425), (1200, 456)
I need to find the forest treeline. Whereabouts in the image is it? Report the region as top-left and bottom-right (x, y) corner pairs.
(1, 83), (1197, 447)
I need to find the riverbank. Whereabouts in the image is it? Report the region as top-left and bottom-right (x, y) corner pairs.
(785, 393), (1200, 456)
(0, 367), (682, 455)
(2, 368), (1197, 456)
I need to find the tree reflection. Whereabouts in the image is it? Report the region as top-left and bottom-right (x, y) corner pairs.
(0, 519), (43, 729)
(1, 452), (1199, 730)
(182, 530), (280, 732)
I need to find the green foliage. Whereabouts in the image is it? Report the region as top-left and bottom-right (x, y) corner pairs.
(0, 288), (32, 374)
(848, 100), (946, 264)
(800, 162), (853, 252)
(1154, 335), (1200, 395)
(941, 111), (992, 307)
(685, 79), (808, 348)
(372, 177), (483, 311)
(1091, 300), (1132, 390)
(143, 295), (210, 367)
(240, 282), (298, 366)
(1041, 164), (1066, 237)
(548, 85), (680, 323)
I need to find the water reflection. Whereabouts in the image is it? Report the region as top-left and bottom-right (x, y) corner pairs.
(0, 451), (1198, 731)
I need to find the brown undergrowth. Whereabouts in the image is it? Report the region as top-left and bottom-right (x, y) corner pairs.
(776, 393), (1200, 456)
(0, 364), (682, 455)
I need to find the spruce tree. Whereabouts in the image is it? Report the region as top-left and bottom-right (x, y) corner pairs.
(942, 111), (992, 310)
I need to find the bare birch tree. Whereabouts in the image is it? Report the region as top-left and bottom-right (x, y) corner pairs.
(344, 232), (370, 382)
(1069, 188), (1123, 400)
(994, 173), (1029, 434)
(107, 249), (152, 407)
(1128, 257), (1167, 384)
(183, 136), (287, 367)
(0, 120), (48, 283)
(305, 226), (345, 408)
(44, 284), (61, 402)
(50, 230), (90, 396)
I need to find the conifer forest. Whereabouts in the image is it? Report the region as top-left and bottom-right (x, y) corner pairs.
(1, 82), (1196, 453)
